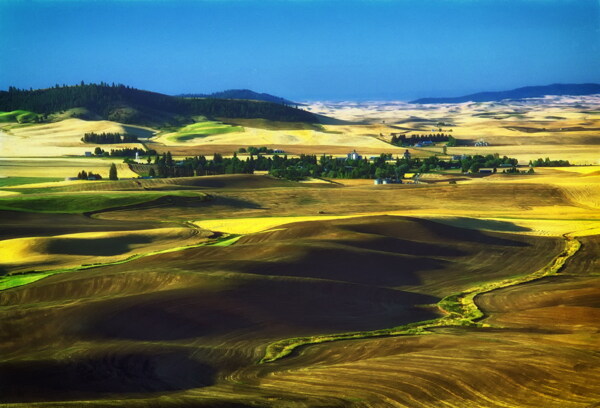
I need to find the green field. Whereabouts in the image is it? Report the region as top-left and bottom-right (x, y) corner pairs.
(166, 121), (244, 142)
(0, 190), (207, 213)
(0, 272), (53, 291)
(221, 117), (327, 131)
(0, 177), (64, 188)
(0, 110), (39, 123)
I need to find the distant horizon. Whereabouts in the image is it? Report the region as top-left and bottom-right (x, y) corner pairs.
(1, 0), (598, 101)
(2, 81), (600, 104)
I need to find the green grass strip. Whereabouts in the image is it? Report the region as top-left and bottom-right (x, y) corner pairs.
(0, 272), (53, 291)
(259, 235), (581, 363)
(0, 191), (206, 213)
(0, 177), (64, 188)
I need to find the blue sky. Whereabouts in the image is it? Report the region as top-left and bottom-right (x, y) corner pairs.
(1, 0), (599, 100)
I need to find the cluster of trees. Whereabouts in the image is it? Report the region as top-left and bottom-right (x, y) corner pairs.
(0, 83), (317, 125)
(82, 132), (139, 144)
(504, 167), (535, 174)
(529, 157), (571, 167)
(93, 147), (156, 157)
(76, 170), (102, 180)
(390, 133), (453, 146)
(135, 151), (522, 181)
(146, 152), (255, 178)
(458, 154), (518, 173)
(238, 146), (275, 155)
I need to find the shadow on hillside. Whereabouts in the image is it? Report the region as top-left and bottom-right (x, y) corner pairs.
(0, 351), (215, 402)
(240, 245), (444, 286)
(46, 236), (153, 256)
(341, 217), (531, 248)
(79, 274), (439, 341)
(426, 217), (532, 233)
(206, 195), (265, 210)
(334, 236), (468, 257)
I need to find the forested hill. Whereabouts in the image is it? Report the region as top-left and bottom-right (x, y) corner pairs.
(411, 83), (600, 104)
(179, 89), (298, 106)
(0, 83), (317, 126)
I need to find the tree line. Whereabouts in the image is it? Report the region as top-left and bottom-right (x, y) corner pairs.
(93, 147), (156, 157)
(82, 132), (139, 144)
(238, 146), (276, 155)
(529, 157), (571, 167)
(390, 133), (453, 146)
(76, 170), (102, 180)
(0, 83), (317, 125)
(132, 150), (522, 181)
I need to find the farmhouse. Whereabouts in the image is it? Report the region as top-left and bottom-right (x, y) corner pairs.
(414, 141), (434, 147)
(84, 151), (92, 157)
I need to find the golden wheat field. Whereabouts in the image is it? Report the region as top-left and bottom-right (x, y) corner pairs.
(0, 97), (599, 407)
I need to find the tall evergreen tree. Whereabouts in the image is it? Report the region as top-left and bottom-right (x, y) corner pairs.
(109, 163), (118, 180)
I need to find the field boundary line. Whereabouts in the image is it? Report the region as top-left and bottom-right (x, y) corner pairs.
(259, 233), (581, 364)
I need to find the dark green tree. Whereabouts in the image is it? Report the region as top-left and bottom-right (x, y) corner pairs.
(109, 163), (118, 180)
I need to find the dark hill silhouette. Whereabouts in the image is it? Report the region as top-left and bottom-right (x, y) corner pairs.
(411, 83), (600, 104)
(0, 83), (317, 126)
(179, 89), (299, 106)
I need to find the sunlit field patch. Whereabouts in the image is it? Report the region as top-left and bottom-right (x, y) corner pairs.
(195, 215), (359, 234)
(162, 121), (244, 143)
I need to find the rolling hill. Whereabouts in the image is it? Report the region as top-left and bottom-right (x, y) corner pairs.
(179, 89), (298, 106)
(411, 83), (600, 104)
(0, 84), (317, 127)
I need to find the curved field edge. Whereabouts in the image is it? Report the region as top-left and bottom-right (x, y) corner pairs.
(259, 234), (581, 364)
(0, 191), (209, 213)
(0, 234), (240, 291)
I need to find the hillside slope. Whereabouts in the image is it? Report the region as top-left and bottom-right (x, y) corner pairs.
(179, 89), (298, 106)
(412, 83), (600, 104)
(0, 84), (317, 127)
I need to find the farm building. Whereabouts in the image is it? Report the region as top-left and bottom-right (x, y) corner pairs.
(479, 168), (494, 174)
(84, 152), (92, 157)
(374, 178), (402, 185)
(347, 150), (362, 160)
